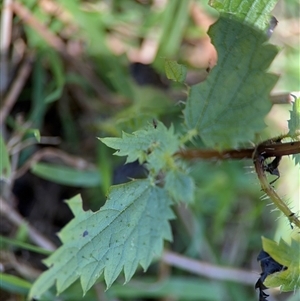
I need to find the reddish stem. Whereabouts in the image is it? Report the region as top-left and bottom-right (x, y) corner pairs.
(177, 141), (300, 160)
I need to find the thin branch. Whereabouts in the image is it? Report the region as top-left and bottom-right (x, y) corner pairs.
(0, 250), (42, 279)
(270, 93), (296, 105)
(0, 197), (56, 251)
(0, 0), (13, 94)
(0, 53), (34, 127)
(13, 147), (94, 179)
(9, 136), (61, 155)
(256, 140), (300, 157)
(162, 251), (258, 285)
(11, 2), (66, 53)
(0, 0), (13, 53)
(177, 147), (254, 160)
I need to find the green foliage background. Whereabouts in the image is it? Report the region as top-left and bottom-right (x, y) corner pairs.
(0, 0), (299, 301)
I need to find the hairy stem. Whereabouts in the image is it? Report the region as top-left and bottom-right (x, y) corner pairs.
(177, 138), (300, 229)
(177, 141), (300, 160)
(252, 143), (300, 230)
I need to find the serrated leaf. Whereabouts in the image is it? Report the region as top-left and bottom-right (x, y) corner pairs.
(184, 0), (279, 149)
(164, 59), (187, 83)
(165, 169), (195, 204)
(210, 0), (278, 32)
(29, 179), (174, 299)
(100, 122), (180, 173)
(262, 237), (300, 292)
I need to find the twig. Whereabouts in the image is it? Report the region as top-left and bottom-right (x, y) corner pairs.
(270, 93), (296, 105)
(13, 147), (94, 179)
(9, 136), (61, 155)
(11, 2), (66, 53)
(162, 250), (258, 285)
(256, 140), (300, 157)
(0, 53), (34, 127)
(0, 197), (56, 251)
(0, 0), (13, 94)
(0, 250), (42, 279)
(0, 0), (13, 54)
(177, 147), (254, 160)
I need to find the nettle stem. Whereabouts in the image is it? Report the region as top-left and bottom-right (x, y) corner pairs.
(253, 144), (300, 229)
(177, 141), (300, 160)
(177, 139), (300, 229)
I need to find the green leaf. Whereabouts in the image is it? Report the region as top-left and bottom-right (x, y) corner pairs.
(155, 0), (190, 60)
(164, 59), (187, 83)
(0, 135), (11, 180)
(26, 128), (41, 142)
(0, 235), (51, 255)
(262, 237), (300, 292)
(165, 169), (195, 204)
(31, 163), (101, 187)
(210, 0), (278, 32)
(44, 51), (65, 103)
(291, 153), (300, 166)
(100, 121), (180, 173)
(183, 0), (279, 149)
(0, 273), (31, 295)
(110, 276), (222, 300)
(99, 85), (175, 136)
(29, 180), (174, 299)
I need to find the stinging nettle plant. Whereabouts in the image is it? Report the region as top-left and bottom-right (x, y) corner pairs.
(29, 0), (300, 300)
